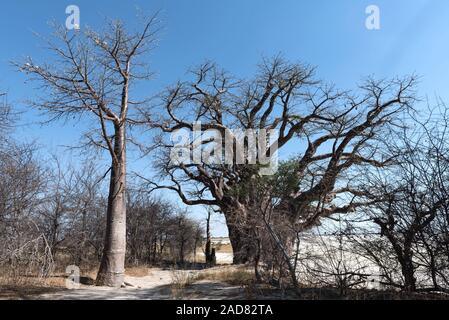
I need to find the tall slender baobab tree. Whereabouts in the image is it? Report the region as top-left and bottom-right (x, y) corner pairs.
(17, 15), (159, 286)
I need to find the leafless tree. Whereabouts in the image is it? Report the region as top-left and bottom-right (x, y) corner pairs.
(166, 211), (203, 266)
(0, 93), (56, 280)
(349, 107), (449, 293)
(299, 230), (371, 297)
(126, 192), (173, 265)
(35, 158), (107, 268)
(144, 56), (416, 264)
(0, 142), (54, 280)
(126, 189), (203, 266)
(37, 156), (74, 256)
(16, 14), (160, 286)
(67, 161), (107, 267)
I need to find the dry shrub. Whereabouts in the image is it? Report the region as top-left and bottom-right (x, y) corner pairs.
(170, 270), (196, 299)
(0, 272), (66, 299)
(0, 234), (54, 286)
(171, 270), (195, 289)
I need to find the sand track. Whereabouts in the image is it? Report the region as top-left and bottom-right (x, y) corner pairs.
(37, 268), (244, 300)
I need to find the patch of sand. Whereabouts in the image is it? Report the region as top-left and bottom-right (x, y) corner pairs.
(36, 268), (245, 300)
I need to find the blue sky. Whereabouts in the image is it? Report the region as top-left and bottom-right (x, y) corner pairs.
(1, 0), (449, 235)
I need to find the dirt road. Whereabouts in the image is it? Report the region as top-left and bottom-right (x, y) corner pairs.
(37, 268), (245, 300)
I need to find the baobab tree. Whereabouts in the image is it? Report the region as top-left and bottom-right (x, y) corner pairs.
(146, 57), (416, 264)
(17, 15), (159, 286)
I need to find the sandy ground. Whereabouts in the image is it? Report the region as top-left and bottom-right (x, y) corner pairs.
(36, 268), (245, 300)
(215, 253), (233, 264)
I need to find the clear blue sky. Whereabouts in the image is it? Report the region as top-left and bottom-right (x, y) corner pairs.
(1, 0), (449, 236)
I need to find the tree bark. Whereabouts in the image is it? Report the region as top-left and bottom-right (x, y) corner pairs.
(222, 205), (258, 265)
(226, 221), (257, 264)
(228, 224), (248, 264)
(96, 125), (127, 287)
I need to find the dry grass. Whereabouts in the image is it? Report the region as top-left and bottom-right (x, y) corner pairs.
(215, 243), (233, 253)
(81, 269), (98, 281)
(0, 273), (66, 300)
(125, 266), (152, 277)
(0, 262), (102, 300)
(0, 265), (152, 299)
(171, 270), (195, 288)
(193, 255), (206, 263)
(170, 270), (196, 299)
(194, 265), (254, 286)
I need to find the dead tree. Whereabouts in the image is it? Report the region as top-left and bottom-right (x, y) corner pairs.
(16, 15), (159, 287)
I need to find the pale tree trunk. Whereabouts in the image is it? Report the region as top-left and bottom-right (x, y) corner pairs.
(96, 125), (127, 287)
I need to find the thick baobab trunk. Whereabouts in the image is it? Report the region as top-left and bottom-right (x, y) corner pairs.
(228, 224), (251, 264)
(96, 125), (127, 287)
(224, 212), (257, 264)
